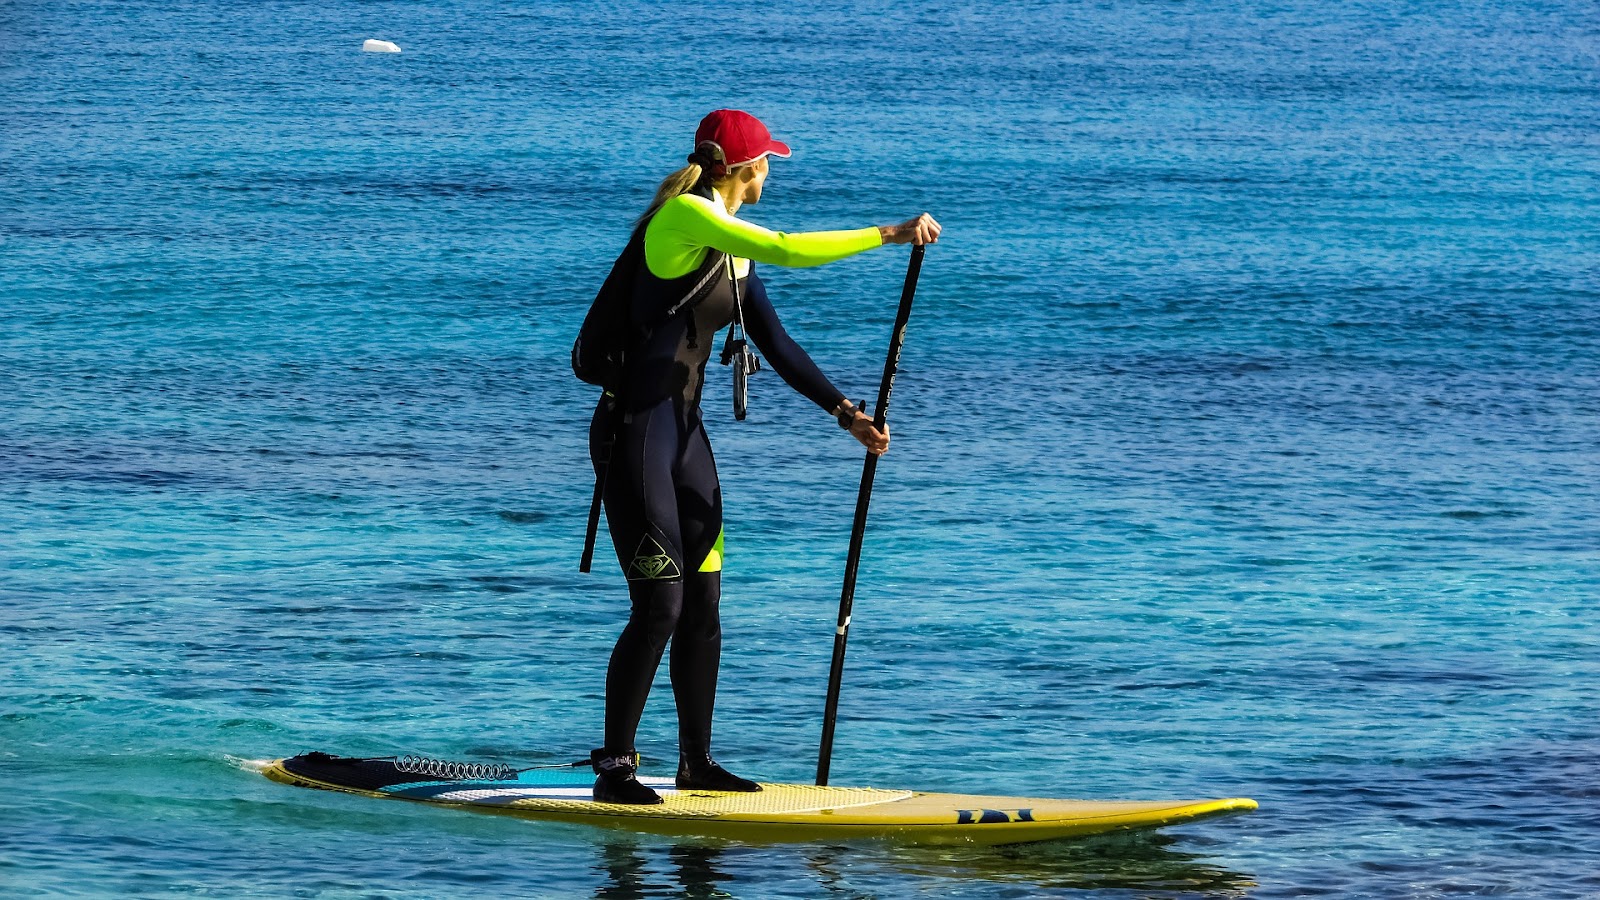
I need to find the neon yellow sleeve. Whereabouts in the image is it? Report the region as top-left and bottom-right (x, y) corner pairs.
(644, 193), (883, 279)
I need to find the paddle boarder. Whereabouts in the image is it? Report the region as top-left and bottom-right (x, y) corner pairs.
(588, 109), (940, 804)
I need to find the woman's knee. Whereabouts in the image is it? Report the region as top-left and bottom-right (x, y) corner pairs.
(627, 579), (686, 648)
(676, 572), (722, 638)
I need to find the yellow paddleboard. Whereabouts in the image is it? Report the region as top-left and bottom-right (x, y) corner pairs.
(260, 753), (1256, 846)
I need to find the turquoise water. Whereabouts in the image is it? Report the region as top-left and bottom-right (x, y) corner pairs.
(3, 0), (1598, 896)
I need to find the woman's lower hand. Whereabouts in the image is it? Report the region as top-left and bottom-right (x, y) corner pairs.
(880, 213), (941, 246)
(850, 414), (890, 455)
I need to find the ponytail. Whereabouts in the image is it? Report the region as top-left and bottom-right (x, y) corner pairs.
(638, 163), (704, 225)
(637, 142), (730, 225)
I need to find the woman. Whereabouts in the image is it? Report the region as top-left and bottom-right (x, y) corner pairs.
(590, 108), (940, 804)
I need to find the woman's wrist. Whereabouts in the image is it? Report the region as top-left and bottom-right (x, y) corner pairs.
(880, 214), (941, 246)
(833, 398), (862, 430)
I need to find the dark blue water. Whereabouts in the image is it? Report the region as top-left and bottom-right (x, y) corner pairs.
(4, 1), (1598, 896)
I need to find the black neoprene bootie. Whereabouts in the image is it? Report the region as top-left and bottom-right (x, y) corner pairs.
(591, 749), (662, 805)
(676, 752), (762, 792)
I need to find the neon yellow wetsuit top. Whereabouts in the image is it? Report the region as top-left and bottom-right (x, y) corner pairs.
(622, 188), (884, 410)
(643, 190), (882, 280)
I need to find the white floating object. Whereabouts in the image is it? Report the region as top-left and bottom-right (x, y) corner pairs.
(363, 39), (401, 53)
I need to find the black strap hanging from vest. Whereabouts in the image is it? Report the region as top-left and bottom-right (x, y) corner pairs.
(580, 393), (621, 574)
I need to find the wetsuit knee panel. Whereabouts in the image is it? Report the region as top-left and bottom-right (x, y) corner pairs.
(625, 580), (686, 649)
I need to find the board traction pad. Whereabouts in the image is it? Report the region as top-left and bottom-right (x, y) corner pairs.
(276, 753), (913, 817)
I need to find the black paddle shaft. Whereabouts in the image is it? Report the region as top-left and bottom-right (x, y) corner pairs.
(817, 244), (925, 786)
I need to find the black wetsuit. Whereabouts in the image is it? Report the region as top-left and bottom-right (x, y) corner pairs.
(589, 250), (844, 757)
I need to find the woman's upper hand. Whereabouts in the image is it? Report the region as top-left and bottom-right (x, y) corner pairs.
(879, 213), (941, 246)
(849, 413), (890, 455)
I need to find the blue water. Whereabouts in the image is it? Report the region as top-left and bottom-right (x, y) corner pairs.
(3, 0), (1598, 896)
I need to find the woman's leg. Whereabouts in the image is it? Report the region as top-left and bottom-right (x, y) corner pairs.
(669, 570), (721, 755)
(671, 414), (723, 755)
(604, 580), (682, 751)
(668, 417), (758, 791)
(592, 401), (686, 801)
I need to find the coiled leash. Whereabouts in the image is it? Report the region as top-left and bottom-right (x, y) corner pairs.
(389, 754), (591, 781)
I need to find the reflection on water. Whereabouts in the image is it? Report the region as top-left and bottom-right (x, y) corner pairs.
(868, 831), (1258, 895)
(595, 840), (736, 900)
(591, 831), (1256, 898)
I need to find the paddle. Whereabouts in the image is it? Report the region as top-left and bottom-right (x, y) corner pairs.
(816, 244), (925, 786)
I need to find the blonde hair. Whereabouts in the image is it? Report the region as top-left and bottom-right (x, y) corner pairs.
(638, 152), (760, 225)
(638, 163), (706, 225)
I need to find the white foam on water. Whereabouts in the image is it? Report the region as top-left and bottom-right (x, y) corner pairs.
(225, 756), (272, 773)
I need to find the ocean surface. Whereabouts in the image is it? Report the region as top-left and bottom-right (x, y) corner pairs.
(3, 0), (1598, 896)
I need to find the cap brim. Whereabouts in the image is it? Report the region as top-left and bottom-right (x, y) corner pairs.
(766, 140), (792, 159)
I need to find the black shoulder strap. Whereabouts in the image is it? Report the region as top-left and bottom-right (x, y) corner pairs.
(658, 250), (728, 322)
(719, 258), (747, 364)
(653, 183), (731, 323)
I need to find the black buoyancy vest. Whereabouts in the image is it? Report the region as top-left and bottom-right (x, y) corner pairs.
(571, 186), (730, 396)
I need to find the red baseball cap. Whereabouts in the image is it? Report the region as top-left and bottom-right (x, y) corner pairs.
(694, 109), (792, 168)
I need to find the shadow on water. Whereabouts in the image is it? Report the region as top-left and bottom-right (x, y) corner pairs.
(590, 831), (1256, 898)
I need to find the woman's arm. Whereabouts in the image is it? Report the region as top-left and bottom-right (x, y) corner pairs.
(646, 194), (881, 279)
(739, 269), (846, 412)
(741, 269), (891, 455)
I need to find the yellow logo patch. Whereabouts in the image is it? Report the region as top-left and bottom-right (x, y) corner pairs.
(627, 535), (681, 581)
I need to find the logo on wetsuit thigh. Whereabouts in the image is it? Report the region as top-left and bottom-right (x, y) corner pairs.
(627, 535), (682, 581)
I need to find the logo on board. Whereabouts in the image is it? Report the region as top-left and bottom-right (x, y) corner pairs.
(955, 808), (1036, 824)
